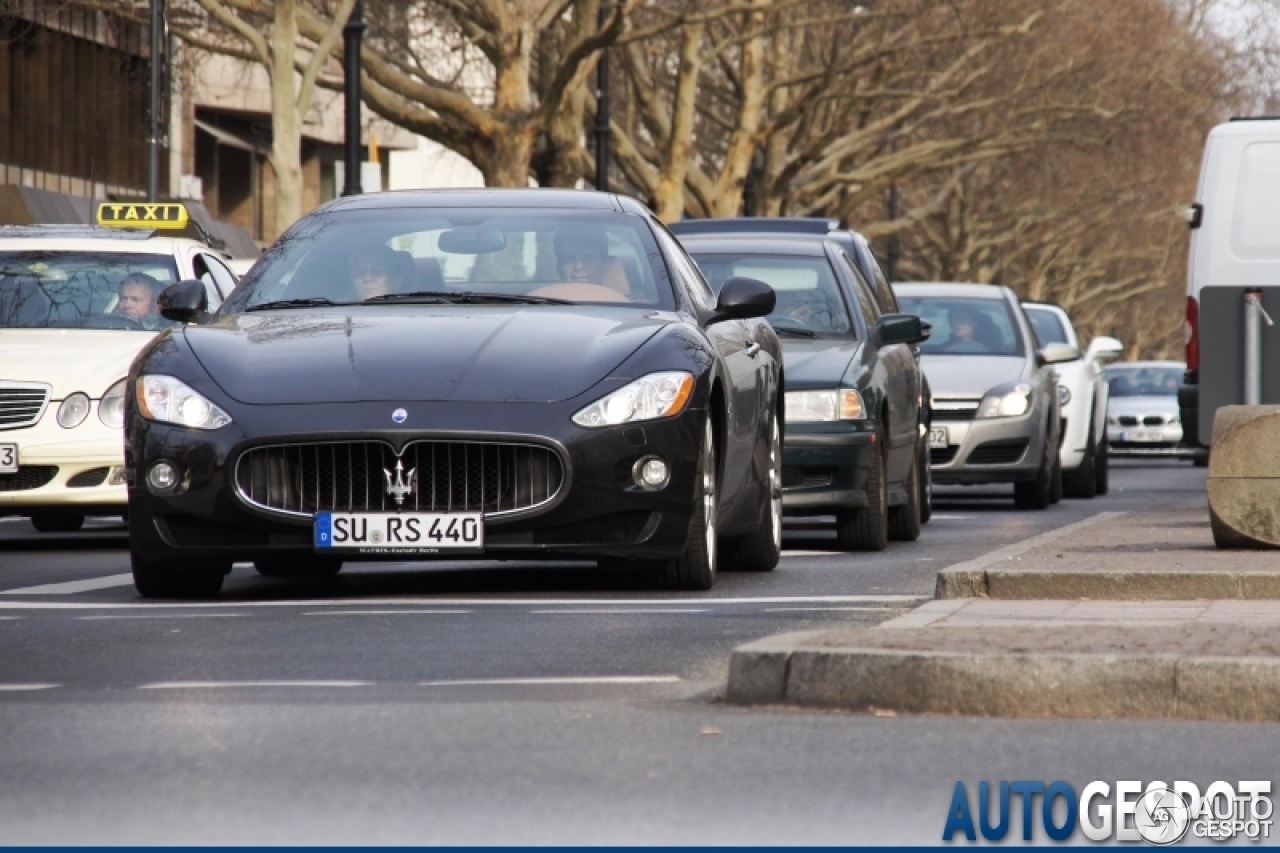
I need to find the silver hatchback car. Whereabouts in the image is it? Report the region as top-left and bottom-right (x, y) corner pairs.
(895, 283), (1078, 509)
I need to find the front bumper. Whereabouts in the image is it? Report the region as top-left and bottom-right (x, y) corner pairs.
(929, 414), (1045, 485)
(127, 399), (708, 564)
(1106, 424), (1200, 457)
(0, 407), (126, 516)
(780, 423), (878, 516)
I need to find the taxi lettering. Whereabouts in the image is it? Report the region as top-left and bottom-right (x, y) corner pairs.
(96, 202), (189, 229)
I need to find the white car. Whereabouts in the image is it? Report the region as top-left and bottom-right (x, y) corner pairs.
(1104, 361), (1192, 458)
(1022, 302), (1123, 498)
(0, 209), (237, 532)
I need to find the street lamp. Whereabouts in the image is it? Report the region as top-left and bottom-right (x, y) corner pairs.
(342, 1), (366, 196)
(594, 2), (611, 192)
(147, 0), (167, 201)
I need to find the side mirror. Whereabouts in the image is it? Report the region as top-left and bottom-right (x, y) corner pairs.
(877, 313), (928, 346)
(1086, 335), (1124, 363)
(1039, 342), (1082, 365)
(158, 280), (210, 324)
(707, 276), (775, 325)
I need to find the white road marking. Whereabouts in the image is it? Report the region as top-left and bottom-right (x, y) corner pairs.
(1, 574), (133, 596)
(138, 680), (371, 690)
(530, 608), (709, 614)
(928, 514), (974, 520)
(78, 614), (247, 620)
(303, 610), (472, 616)
(780, 550), (845, 557)
(761, 606), (902, 612)
(0, 594), (926, 611)
(0, 683), (58, 691)
(421, 676), (681, 687)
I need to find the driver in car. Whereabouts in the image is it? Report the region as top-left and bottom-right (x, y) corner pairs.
(349, 245), (410, 301)
(116, 273), (165, 328)
(940, 305), (989, 353)
(551, 228), (630, 299)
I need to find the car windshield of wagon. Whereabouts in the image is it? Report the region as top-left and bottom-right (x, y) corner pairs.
(225, 208), (674, 311)
(0, 251), (179, 330)
(1105, 366), (1183, 397)
(897, 295), (1024, 356)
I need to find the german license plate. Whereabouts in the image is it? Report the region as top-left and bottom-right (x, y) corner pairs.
(928, 428), (949, 449)
(314, 511), (483, 553)
(0, 444), (16, 474)
(1119, 429), (1161, 443)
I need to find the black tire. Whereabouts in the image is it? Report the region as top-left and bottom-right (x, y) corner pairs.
(1095, 438), (1110, 495)
(131, 547), (226, 599)
(254, 554), (344, 578)
(888, 448), (922, 542)
(30, 513), (85, 533)
(1064, 419), (1098, 499)
(1014, 436), (1053, 510)
(1049, 448), (1063, 505)
(918, 437), (933, 524)
(656, 418), (718, 590)
(724, 417), (781, 572)
(837, 431), (888, 551)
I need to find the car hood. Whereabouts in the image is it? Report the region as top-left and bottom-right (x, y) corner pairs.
(780, 339), (860, 388)
(185, 307), (670, 405)
(1108, 395), (1179, 417)
(0, 329), (155, 399)
(921, 355), (1027, 397)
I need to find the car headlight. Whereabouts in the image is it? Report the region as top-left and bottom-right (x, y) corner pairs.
(976, 383), (1032, 419)
(786, 389), (865, 423)
(136, 375), (232, 430)
(1058, 385), (1071, 407)
(98, 379), (127, 429)
(571, 371), (694, 428)
(56, 392), (91, 428)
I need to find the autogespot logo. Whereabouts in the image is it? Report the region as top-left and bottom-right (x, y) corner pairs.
(943, 780), (1273, 844)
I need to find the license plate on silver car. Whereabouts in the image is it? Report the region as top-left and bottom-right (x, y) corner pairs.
(315, 511), (483, 553)
(0, 444), (16, 474)
(1119, 429), (1161, 443)
(928, 428), (949, 449)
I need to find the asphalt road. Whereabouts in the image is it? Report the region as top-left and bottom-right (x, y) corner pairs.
(3, 460), (1272, 844)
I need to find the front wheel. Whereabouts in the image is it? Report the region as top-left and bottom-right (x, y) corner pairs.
(1064, 417), (1098, 499)
(918, 437), (933, 524)
(837, 432), (888, 551)
(1014, 436), (1053, 511)
(1095, 438), (1110, 494)
(724, 416), (781, 572)
(132, 548), (226, 599)
(656, 418), (718, 590)
(888, 448), (922, 542)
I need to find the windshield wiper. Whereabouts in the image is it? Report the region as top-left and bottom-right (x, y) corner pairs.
(365, 290), (571, 305)
(770, 325), (817, 338)
(246, 297), (352, 312)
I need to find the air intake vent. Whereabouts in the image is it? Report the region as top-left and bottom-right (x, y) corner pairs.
(967, 438), (1030, 465)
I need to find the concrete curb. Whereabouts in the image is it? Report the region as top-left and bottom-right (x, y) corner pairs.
(726, 641), (1280, 721)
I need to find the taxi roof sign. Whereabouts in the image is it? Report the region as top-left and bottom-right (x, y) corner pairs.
(96, 202), (189, 229)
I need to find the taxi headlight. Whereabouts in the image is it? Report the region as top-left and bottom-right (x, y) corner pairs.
(572, 371), (695, 428)
(976, 383), (1032, 419)
(136, 375), (232, 430)
(98, 379), (127, 429)
(57, 393), (91, 428)
(786, 389), (865, 423)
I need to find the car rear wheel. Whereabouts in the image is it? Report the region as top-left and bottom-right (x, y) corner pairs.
(30, 513), (85, 533)
(888, 448), (922, 542)
(131, 547), (226, 599)
(657, 418), (718, 590)
(1064, 416), (1098, 499)
(837, 430), (888, 551)
(724, 416), (781, 572)
(254, 555), (344, 578)
(1014, 435), (1053, 510)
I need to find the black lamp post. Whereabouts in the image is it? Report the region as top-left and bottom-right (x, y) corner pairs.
(342, 1), (366, 196)
(594, 3), (611, 192)
(147, 0), (167, 201)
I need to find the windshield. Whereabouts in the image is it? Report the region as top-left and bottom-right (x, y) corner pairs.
(225, 209), (673, 311)
(1105, 366), (1183, 397)
(689, 252), (855, 337)
(0, 251), (178, 330)
(1025, 307), (1069, 346)
(897, 295), (1024, 356)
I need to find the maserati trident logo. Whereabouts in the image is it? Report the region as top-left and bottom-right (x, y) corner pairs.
(383, 459), (416, 506)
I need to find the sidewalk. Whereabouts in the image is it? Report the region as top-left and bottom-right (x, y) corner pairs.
(728, 508), (1280, 721)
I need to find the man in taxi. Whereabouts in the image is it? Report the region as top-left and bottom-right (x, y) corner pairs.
(116, 273), (165, 328)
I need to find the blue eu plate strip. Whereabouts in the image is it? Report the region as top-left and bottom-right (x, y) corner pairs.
(314, 511), (332, 548)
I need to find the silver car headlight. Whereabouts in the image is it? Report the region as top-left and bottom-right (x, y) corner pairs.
(976, 383), (1032, 419)
(136, 375), (232, 430)
(786, 389), (865, 423)
(98, 379), (127, 429)
(1057, 384), (1071, 407)
(572, 371), (694, 428)
(56, 392), (91, 428)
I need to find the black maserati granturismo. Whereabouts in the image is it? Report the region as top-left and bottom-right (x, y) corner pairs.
(125, 189), (782, 597)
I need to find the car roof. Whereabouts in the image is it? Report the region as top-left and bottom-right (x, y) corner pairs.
(668, 217), (842, 236)
(322, 188), (627, 212)
(894, 282), (1011, 300)
(676, 234), (829, 257)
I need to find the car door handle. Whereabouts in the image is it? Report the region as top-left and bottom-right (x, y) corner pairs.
(745, 342), (761, 358)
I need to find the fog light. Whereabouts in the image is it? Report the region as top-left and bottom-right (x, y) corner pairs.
(147, 461), (178, 493)
(633, 456), (670, 490)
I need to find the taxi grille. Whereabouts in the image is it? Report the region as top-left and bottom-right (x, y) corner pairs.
(0, 383), (51, 430)
(234, 440), (565, 518)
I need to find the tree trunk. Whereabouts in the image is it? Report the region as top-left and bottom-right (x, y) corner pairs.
(482, 128), (535, 187)
(270, 0), (303, 237)
(654, 20), (705, 222)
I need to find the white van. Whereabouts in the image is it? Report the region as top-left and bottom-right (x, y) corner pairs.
(1181, 117), (1280, 454)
